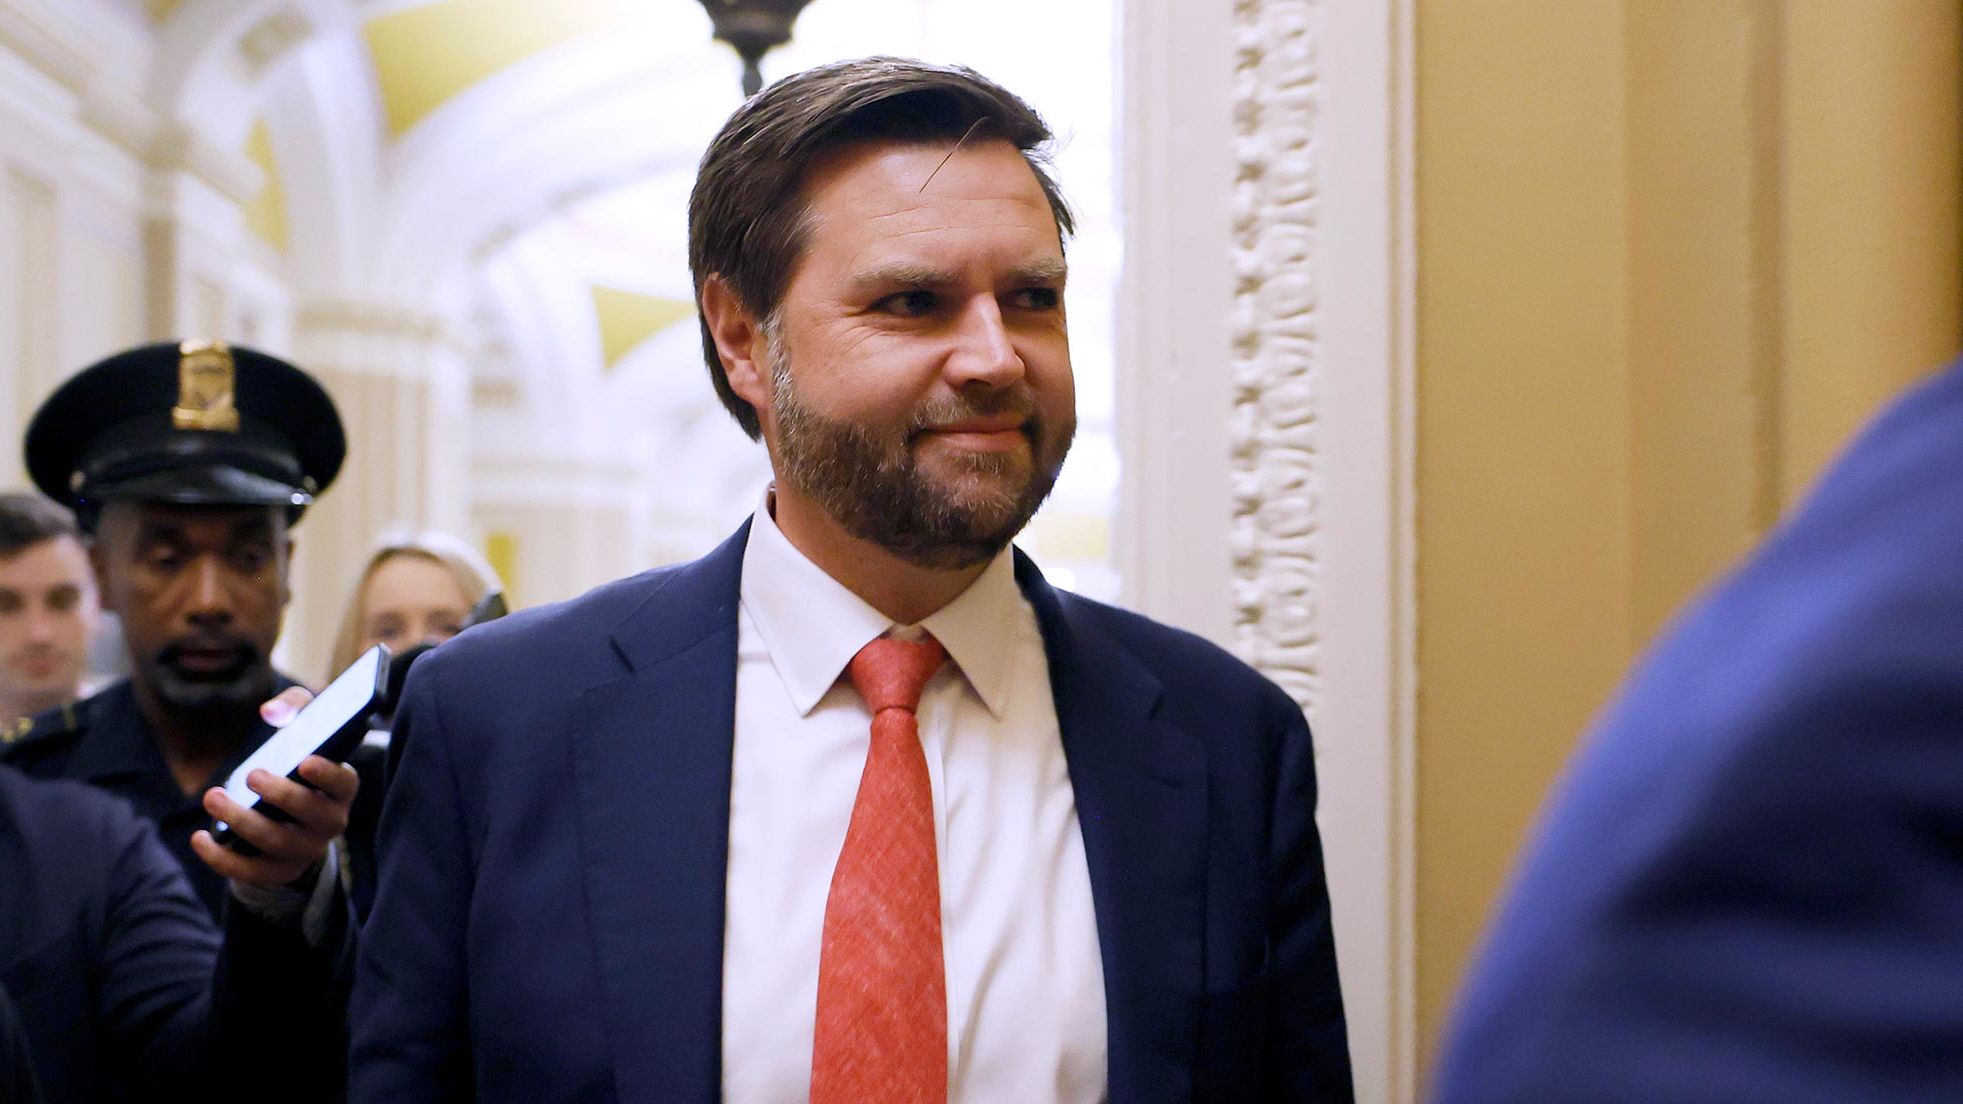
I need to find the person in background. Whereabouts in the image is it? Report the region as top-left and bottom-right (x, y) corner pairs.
(1432, 355), (1963, 1101)
(0, 492), (100, 735)
(326, 529), (501, 676)
(321, 529), (501, 921)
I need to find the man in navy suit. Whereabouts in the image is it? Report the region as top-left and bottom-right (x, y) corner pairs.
(352, 58), (1351, 1102)
(1432, 358), (1963, 1102)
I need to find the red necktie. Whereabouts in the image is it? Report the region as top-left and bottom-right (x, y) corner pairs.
(809, 634), (950, 1104)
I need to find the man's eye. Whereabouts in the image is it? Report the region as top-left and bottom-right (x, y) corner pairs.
(231, 549), (270, 573)
(1011, 287), (1061, 311)
(875, 290), (938, 317)
(146, 551), (184, 572)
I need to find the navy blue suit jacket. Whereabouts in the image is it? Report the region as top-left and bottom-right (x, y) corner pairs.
(0, 983), (41, 1104)
(350, 529), (1352, 1102)
(1434, 359), (1963, 1102)
(0, 764), (344, 1103)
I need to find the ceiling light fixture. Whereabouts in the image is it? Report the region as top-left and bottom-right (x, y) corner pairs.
(692, 0), (820, 96)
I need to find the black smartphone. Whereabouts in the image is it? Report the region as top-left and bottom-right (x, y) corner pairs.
(213, 644), (390, 850)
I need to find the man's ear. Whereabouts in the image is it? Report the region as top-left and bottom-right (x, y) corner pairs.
(280, 536), (295, 608)
(700, 274), (770, 415)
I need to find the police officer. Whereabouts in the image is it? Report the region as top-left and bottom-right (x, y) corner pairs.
(1, 340), (362, 920)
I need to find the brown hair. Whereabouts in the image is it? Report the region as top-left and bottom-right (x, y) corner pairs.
(687, 56), (1075, 439)
(0, 491), (80, 558)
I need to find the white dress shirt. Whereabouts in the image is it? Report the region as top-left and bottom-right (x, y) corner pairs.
(721, 502), (1108, 1104)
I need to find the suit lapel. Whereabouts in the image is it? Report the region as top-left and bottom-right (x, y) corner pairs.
(570, 523), (749, 1104)
(1018, 553), (1208, 1103)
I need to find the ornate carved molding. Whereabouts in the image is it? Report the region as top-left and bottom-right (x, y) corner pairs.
(1230, 0), (1325, 712)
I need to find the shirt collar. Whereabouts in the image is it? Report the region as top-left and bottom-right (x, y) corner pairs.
(739, 494), (1022, 719)
(916, 549), (1020, 720)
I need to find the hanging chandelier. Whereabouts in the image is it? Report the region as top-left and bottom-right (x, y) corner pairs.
(692, 0), (820, 96)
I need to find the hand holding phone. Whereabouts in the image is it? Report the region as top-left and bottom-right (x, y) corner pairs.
(196, 640), (386, 880)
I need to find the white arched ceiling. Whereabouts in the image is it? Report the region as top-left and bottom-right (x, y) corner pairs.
(149, 0), (354, 141)
(368, 31), (731, 304)
(136, 0), (1119, 585)
(256, 32), (386, 293)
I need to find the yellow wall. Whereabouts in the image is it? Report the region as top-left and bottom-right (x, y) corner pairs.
(364, 0), (631, 138)
(1415, 2), (1636, 1070)
(1415, 0), (1961, 1075)
(1781, 5), (1963, 495)
(589, 285), (695, 371)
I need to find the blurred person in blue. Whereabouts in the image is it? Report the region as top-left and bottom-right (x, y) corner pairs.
(1433, 356), (1963, 1102)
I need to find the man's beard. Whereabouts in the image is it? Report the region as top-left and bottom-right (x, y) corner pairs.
(146, 638), (274, 714)
(766, 334), (1075, 571)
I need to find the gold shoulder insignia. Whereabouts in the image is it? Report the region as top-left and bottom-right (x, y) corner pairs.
(1, 716), (31, 745)
(173, 339), (240, 432)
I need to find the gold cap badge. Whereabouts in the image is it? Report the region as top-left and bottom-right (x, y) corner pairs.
(173, 339), (240, 432)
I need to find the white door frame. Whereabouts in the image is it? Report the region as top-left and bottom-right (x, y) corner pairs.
(1116, 1), (1418, 1099)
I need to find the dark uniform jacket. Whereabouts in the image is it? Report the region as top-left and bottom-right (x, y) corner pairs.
(0, 677), (381, 920)
(0, 764), (341, 1103)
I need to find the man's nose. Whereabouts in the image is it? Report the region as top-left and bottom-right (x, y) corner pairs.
(186, 557), (233, 623)
(945, 297), (1025, 388)
(23, 605), (59, 644)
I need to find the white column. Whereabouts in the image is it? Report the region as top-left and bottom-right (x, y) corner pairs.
(283, 297), (472, 684)
(1117, 0), (1417, 1099)
(469, 452), (649, 611)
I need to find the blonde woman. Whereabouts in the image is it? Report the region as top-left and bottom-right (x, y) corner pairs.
(327, 530), (502, 676)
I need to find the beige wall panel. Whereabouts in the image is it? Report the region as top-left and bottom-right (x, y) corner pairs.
(287, 368), (440, 685)
(1414, 0), (1963, 1084)
(1780, 2), (1963, 499)
(70, 232), (147, 364)
(189, 275), (225, 340)
(1414, 0), (1635, 1066)
(472, 500), (633, 611)
(1624, 0), (1780, 643)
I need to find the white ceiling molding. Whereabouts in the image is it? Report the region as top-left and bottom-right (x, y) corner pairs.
(149, 0), (349, 140)
(0, 2), (97, 94)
